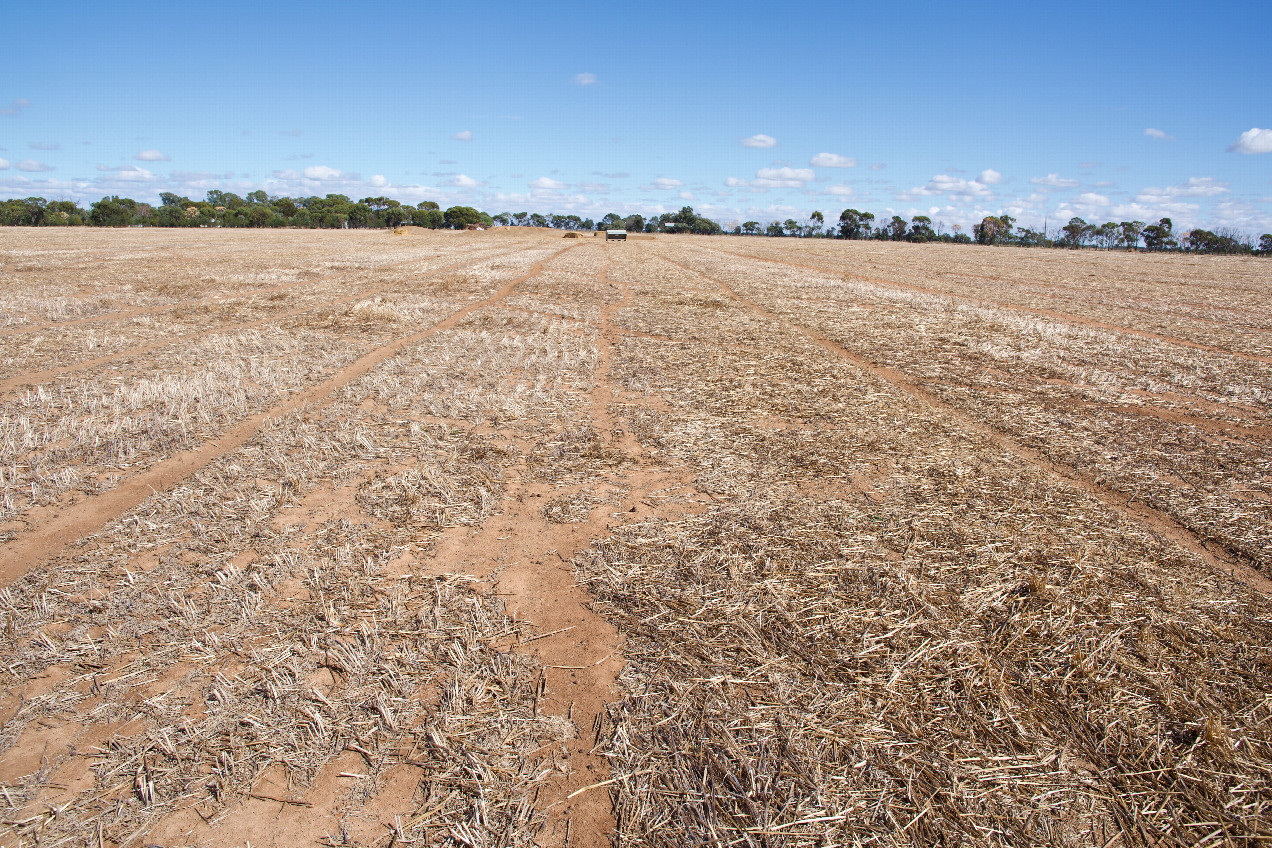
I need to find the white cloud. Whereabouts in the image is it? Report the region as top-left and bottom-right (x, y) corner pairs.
(1030, 173), (1079, 188)
(1135, 177), (1229, 203)
(754, 167), (814, 188)
(530, 176), (566, 190)
(573, 72), (597, 86)
(0, 98), (31, 116)
(16, 159), (52, 172)
(901, 174), (992, 199)
(1228, 128), (1272, 154)
(725, 177), (748, 187)
(978, 169), (1002, 185)
(0, 158), (8, 170)
(113, 165), (156, 182)
(1074, 192), (1109, 206)
(810, 152), (856, 168)
(451, 130), (473, 141)
(741, 134), (777, 148)
(447, 174), (478, 187)
(678, 191), (695, 200)
(647, 177), (684, 190)
(303, 165), (348, 180)
(1143, 128), (1175, 141)
(824, 184), (854, 197)
(272, 169), (301, 180)
(134, 149), (170, 161)
(368, 174), (388, 188)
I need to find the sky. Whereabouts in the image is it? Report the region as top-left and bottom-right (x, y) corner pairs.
(2, 1), (1270, 234)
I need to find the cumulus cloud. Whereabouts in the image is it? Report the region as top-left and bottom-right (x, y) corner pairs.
(303, 165), (357, 180)
(0, 158), (9, 170)
(678, 191), (695, 201)
(1030, 173), (1078, 188)
(446, 174), (479, 188)
(978, 169), (1002, 185)
(902, 174), (992, 199)
(741, 134), (777, 148)
(530, 176), (567, 190)
(272, 169), (302, 180)
(1135, 177), (1229, 203)
(725, 177), (748, 187)
(451, 130), (473, 141)
(754, 167), (814, 188)
(573, 72), (597, 86)
(810, 152), (856, 168)
(824, 184), (854, 197)
(112, 165), (156, 182)
(1073, 192), (1110, 206)
(368, 174), (388, 188)
(1143, 128), (1174, 141)
(0, 98), (31, 116)
(134, 149), (170, 161)
(17, 159), (52, 172)
(646, 177), (685, 190)
(1228, 128), (1272, 154)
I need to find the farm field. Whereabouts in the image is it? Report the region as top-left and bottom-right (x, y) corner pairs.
(0, 228), (1270, 847)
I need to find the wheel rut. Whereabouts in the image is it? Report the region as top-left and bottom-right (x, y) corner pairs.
(0, 245), (527, 393)
(0, 244), (576, 588)
(656, 248), (1272, 596)
(700, 244), (1272, 366)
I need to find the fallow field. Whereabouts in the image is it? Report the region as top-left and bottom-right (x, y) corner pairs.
(0, 228), (1269, 847)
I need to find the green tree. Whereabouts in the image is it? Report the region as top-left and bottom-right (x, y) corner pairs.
(1119, 220), (1145, 250)
(1060, 217), (1092, 248)
(1259, 234), (1272, 254)
(809, 210), (824, 236)
(907, 215), (936, 242)
(742, 221), (760, 235)
(837, 209), (874, 239)
(1142, 217), (1175, 251)
(443, 205), (484, 229)
(89, 196), (137, 227)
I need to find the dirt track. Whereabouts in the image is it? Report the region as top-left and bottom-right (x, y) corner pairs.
(1, 229), (1269, 847)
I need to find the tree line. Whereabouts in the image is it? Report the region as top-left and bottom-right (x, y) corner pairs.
(1, 192), (1266, 255)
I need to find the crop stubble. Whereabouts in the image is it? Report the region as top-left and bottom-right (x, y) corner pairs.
(0, 230), (1268, 847)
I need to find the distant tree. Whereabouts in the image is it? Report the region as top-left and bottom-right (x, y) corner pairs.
(884, 215), (907, 241)
(783, 218), (801, 237)
(246, 189), (269, 205)
(529, 213), (547, 228)
(1142, 217), (1175, 251)
(159, 192), (187, 208)
(809, 210), (824, 236)
(974, 214), (1015, 245)
(347, 203), (374, 228)
(742, 221), (760, 235)
(90, 196), (137, 227)
(1059, 217), (1092, 248)
(622, 214), (645, 232)
(1094, 221), (1119, 249)
(1259, 234), (1272, 254)
(411, 207), (444, 228)
(838, 209), (874, 239)
(1119, 220), (1145, 250)
(599, 212), (623, 230)
(765, 221), (785, 237)
(907, 215), (936, 242)
(492, 213), (512, 226)
(444, 205), (484, 229)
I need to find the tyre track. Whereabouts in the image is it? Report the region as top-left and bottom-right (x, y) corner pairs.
(0, 244), (575, 588)
(700, 244), (1272, 366)
(656, 247), (1272, 595)
(0, 245), (496, 339)
(0, 244), (528, 393)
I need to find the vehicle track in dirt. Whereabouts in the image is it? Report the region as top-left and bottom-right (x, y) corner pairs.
(702, 245), (1272, 366)
(0, 246), (498, 340)
(0, 244), (527, 393)
(0, 244), (576, 588)
(655, 247), (1272, 596)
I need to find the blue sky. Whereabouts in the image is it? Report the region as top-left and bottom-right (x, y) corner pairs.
(2, 1), (1269, 233)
